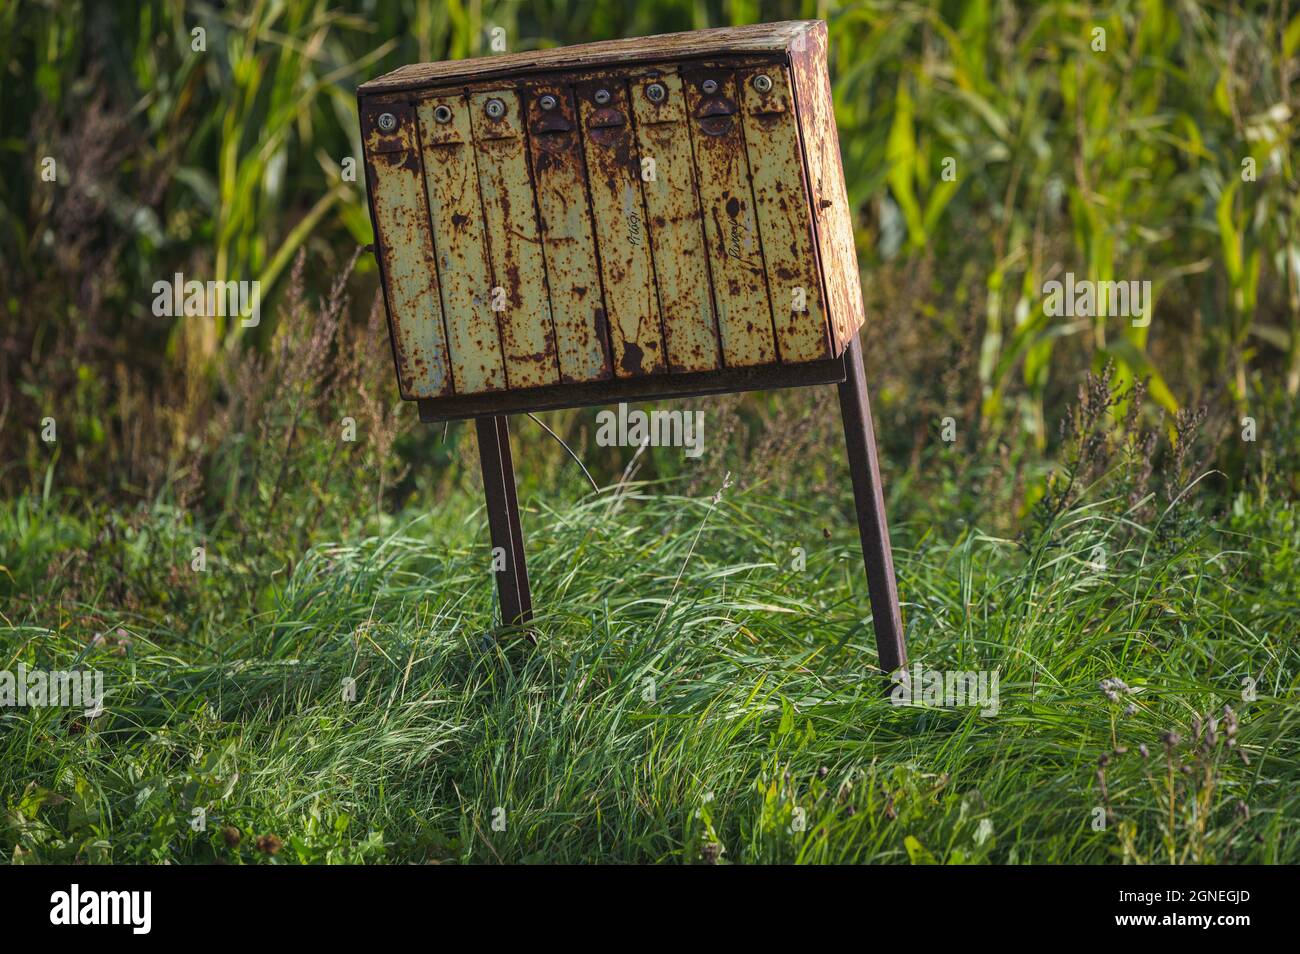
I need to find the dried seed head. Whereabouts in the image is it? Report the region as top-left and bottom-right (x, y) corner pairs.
(1099, 677), (1132, 703)
(255, 834), (283, 855)
(711, 471), (733, 505)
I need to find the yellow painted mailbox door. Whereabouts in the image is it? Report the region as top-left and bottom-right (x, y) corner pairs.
(363, 57), (834, 401)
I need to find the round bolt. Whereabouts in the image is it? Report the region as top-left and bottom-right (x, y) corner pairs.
(593, 88), (611, 105)
(433, 104), (453, 124)
(538, 94), (558, 111)
(377, 112), (397, 132)
(645, 82), (667, 103)
(701, 78), (719, 95)
(485, 98), (506, 119)
(753, 74), (773, 93)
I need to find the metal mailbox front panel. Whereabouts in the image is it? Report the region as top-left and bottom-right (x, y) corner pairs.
(629, 71), (721, 373)
(363, 39), (849, 408)
(683, 67), (777, 369)
(738, 66), (830, 363)
(576, 78), (666, 378)
(523, 81), (612, 384)
(363, 102), (453, 398)
(414, 93), (505, 396)
(468, 89), (560, 391)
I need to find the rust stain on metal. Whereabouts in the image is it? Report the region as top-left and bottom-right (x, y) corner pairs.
(362, 102), (453, 398)
(414, 93), (505, 395)
(682, 68), (776, 368)
(738, 66), (830, 362)
(468, 89), (560, 390)
(629, 71), (720, 373)
(523, 81), (612, 384)
(576, 77), (666, 378)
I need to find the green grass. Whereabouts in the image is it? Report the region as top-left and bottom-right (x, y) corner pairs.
(3, 474), (1296, 864)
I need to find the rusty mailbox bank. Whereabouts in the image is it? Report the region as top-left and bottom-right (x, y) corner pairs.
(358, 20), (906, 673)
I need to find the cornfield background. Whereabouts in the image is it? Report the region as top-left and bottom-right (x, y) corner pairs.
(3, 0), (1298, 504)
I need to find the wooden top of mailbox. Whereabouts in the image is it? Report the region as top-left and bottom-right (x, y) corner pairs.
(360, 21), (819, 94)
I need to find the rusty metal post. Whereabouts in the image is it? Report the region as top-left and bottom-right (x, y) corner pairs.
(475, 415), (533, 628)
(837, 337), (906, 675)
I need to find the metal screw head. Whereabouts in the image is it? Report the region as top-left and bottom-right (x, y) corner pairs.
(538, 94), (558, 111)
(753, 74), (773, 93)
(645, 82), (666, 103)
(593, 88), (611, 105)
(377, 112), (397, 132)
(433, 104), (453, 124)
(485, 98), (506, 119)
(701, 78), (719, 95)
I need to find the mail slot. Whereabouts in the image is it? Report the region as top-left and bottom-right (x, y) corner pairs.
(358, 19), (866, 419)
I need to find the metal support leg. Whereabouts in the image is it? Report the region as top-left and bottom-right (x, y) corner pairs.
(837, 337), (906, 675)
(475, 415), (533, 628)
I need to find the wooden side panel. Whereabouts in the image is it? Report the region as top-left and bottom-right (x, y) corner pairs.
(682, 67), (777, 368)
(576, 78), (666, 378)
(361, 101), (452, 398)
(414, 93), (502, 396)
(629, 71), (721, 373)
(787, 21), (865, 353)
(523, 81), (611, 384)
(468, 89), (559, 390)
(361, 21), (823, 93)
(738, 65), (830, 363)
